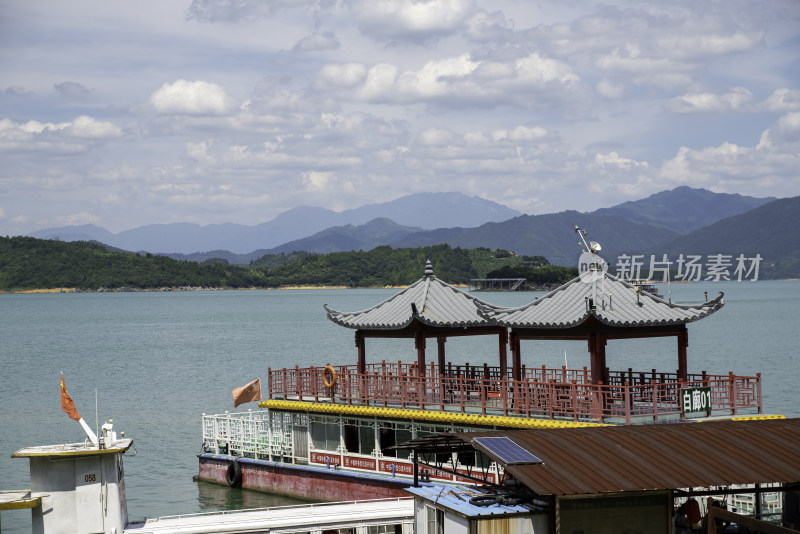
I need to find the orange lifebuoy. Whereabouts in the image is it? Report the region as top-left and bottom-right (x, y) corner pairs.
(323, 365), (337, 388)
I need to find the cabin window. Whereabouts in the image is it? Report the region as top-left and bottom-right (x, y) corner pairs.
(389, 428), (413, 459)
(343, 422), (376, 455)
(310, 421), (339, 452)
(426, 505), (444, 534)
(367, 525), (403, 533)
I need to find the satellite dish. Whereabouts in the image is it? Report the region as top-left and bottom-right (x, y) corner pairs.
(590, 241), (602, 253)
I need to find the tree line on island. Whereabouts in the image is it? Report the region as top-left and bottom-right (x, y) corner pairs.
(0, 236), (577, 291)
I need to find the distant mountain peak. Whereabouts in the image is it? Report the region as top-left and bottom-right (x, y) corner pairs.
(590, 186), (776, 234)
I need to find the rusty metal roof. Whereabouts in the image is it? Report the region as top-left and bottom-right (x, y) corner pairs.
(324, 260), (503, 330)
(447, 418), (800, 496)
(480, 272), (724, 329)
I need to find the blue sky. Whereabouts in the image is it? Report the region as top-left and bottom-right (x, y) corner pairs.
(1, 0), (799, 235)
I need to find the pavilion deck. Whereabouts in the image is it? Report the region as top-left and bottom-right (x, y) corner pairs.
(267, 362), (762, 424)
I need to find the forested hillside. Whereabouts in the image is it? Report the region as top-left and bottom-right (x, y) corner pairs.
(0, 237), (576, 291)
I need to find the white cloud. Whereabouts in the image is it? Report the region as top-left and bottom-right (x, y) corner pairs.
(463, 9), (513, 41)
(54, 81), (92, 99)
(350, 0), (476, 42)
(303, 171), (332, 191)
(661, 113), (800, 195)
(0, 116), (121, 152)
(56, 211), (99, 226)
(596, 78), (624, 99)
(68, 116), (123, 138)
(186, 141), (216, 163)
(318, 63), (368, 88)
(594, 151), (648, 170)
(148, 80), (235, 115)
(667, 87), (754, 114)
(418, 127), (455, 145)
(514, 53), (579, 85)
(597, 44), (692, 89)
(761, 88), (800, 112)
(293, 32), (340, 53)
(355, 52), (578, 105)
(658, 31), (764, 59)
(186, 0), (315, 23)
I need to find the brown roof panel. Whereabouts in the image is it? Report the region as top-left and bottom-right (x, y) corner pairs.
(451, 418), (800, 496)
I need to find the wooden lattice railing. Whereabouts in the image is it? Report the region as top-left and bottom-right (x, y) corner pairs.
(267, 363), (762, 424)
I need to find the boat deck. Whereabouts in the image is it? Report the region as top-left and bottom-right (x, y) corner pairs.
(268, 362), (762, 424)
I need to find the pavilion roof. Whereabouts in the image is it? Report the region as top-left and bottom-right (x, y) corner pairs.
(480, 272), (724, 329)
(324, 260), (502, 331)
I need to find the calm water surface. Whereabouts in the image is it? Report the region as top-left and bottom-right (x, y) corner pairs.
(1, 282), (798, 531)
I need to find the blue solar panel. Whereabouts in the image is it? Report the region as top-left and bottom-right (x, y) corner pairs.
(473, 437), (542, 465)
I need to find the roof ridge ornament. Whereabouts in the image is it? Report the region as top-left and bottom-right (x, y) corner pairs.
(420, 260), (433, 313)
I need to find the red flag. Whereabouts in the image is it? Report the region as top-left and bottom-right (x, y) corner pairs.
(60, 372), (81, 421)
(232, 378), (262, 408)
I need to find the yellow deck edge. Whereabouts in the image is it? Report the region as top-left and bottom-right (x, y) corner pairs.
(258, 399), (607, 429)
(0, 491), (42, 510)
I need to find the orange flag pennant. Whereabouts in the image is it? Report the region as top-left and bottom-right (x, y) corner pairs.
(232, 378), (262, 408)
(60, 372), (81, 421)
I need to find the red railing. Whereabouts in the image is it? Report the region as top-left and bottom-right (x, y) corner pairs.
(267, 363), (762, 424)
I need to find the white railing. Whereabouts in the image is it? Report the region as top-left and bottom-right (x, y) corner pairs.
(202, 410), (503, 485)
(202, 410), (307, 462)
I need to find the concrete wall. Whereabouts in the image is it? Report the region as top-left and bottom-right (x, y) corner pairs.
(30, 452), (126, 534)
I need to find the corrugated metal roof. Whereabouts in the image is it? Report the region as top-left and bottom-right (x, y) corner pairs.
(480, 272), (723, 328)
(405, 484), (534, 517)
(325, 261), (502, 330)
(451, 418), (800, 496)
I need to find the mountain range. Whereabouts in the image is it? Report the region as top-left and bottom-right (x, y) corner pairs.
(27, 187), (798, 277)
(29, 192), (520, 254)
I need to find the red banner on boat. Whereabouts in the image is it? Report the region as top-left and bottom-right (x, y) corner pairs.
(310, 451), (341, 466)
(343, 456), (376, 470)
(379, 460), (414, 476)
(455, 469), (496, 484)
(60, 372), (81, 421)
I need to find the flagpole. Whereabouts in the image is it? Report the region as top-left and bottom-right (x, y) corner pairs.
(95, 388), (99, 445)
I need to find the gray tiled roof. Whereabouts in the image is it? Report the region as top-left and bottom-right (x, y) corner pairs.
(325, 261), (502, 330)
(480, 273), (724, 328)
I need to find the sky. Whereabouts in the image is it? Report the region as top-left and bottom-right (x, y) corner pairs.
(1, 0), (799, 236)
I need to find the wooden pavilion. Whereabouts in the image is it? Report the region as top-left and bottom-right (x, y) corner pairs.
(479, 269), (725, 385)
(266, 259), (760, 422)
(324, 260), (508, 378)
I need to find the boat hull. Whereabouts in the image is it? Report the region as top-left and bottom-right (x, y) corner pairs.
(197, 454), (414, 502)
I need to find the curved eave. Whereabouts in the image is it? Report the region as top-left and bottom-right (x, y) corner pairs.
(325, 308), (494, 331)
(324, 275), (503, 331)
(325, 304), (415, 330)
(480, 274), (725, 329)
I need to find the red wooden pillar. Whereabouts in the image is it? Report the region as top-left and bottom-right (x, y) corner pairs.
(355, 331), (366, 374)
(511, 332), (521, 381)
(498, 330), (508, 378)
(677, 327), (688, 381)
(588, 333), (607, 385)
(415, 331), (426, 377)
(437, 336), (446, 375)
(599, 335), (608, 384)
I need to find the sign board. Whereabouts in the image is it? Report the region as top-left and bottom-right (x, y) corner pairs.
(681, 387), (712, 415)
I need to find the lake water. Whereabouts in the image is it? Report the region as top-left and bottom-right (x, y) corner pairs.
(1, 282), (798, 531)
